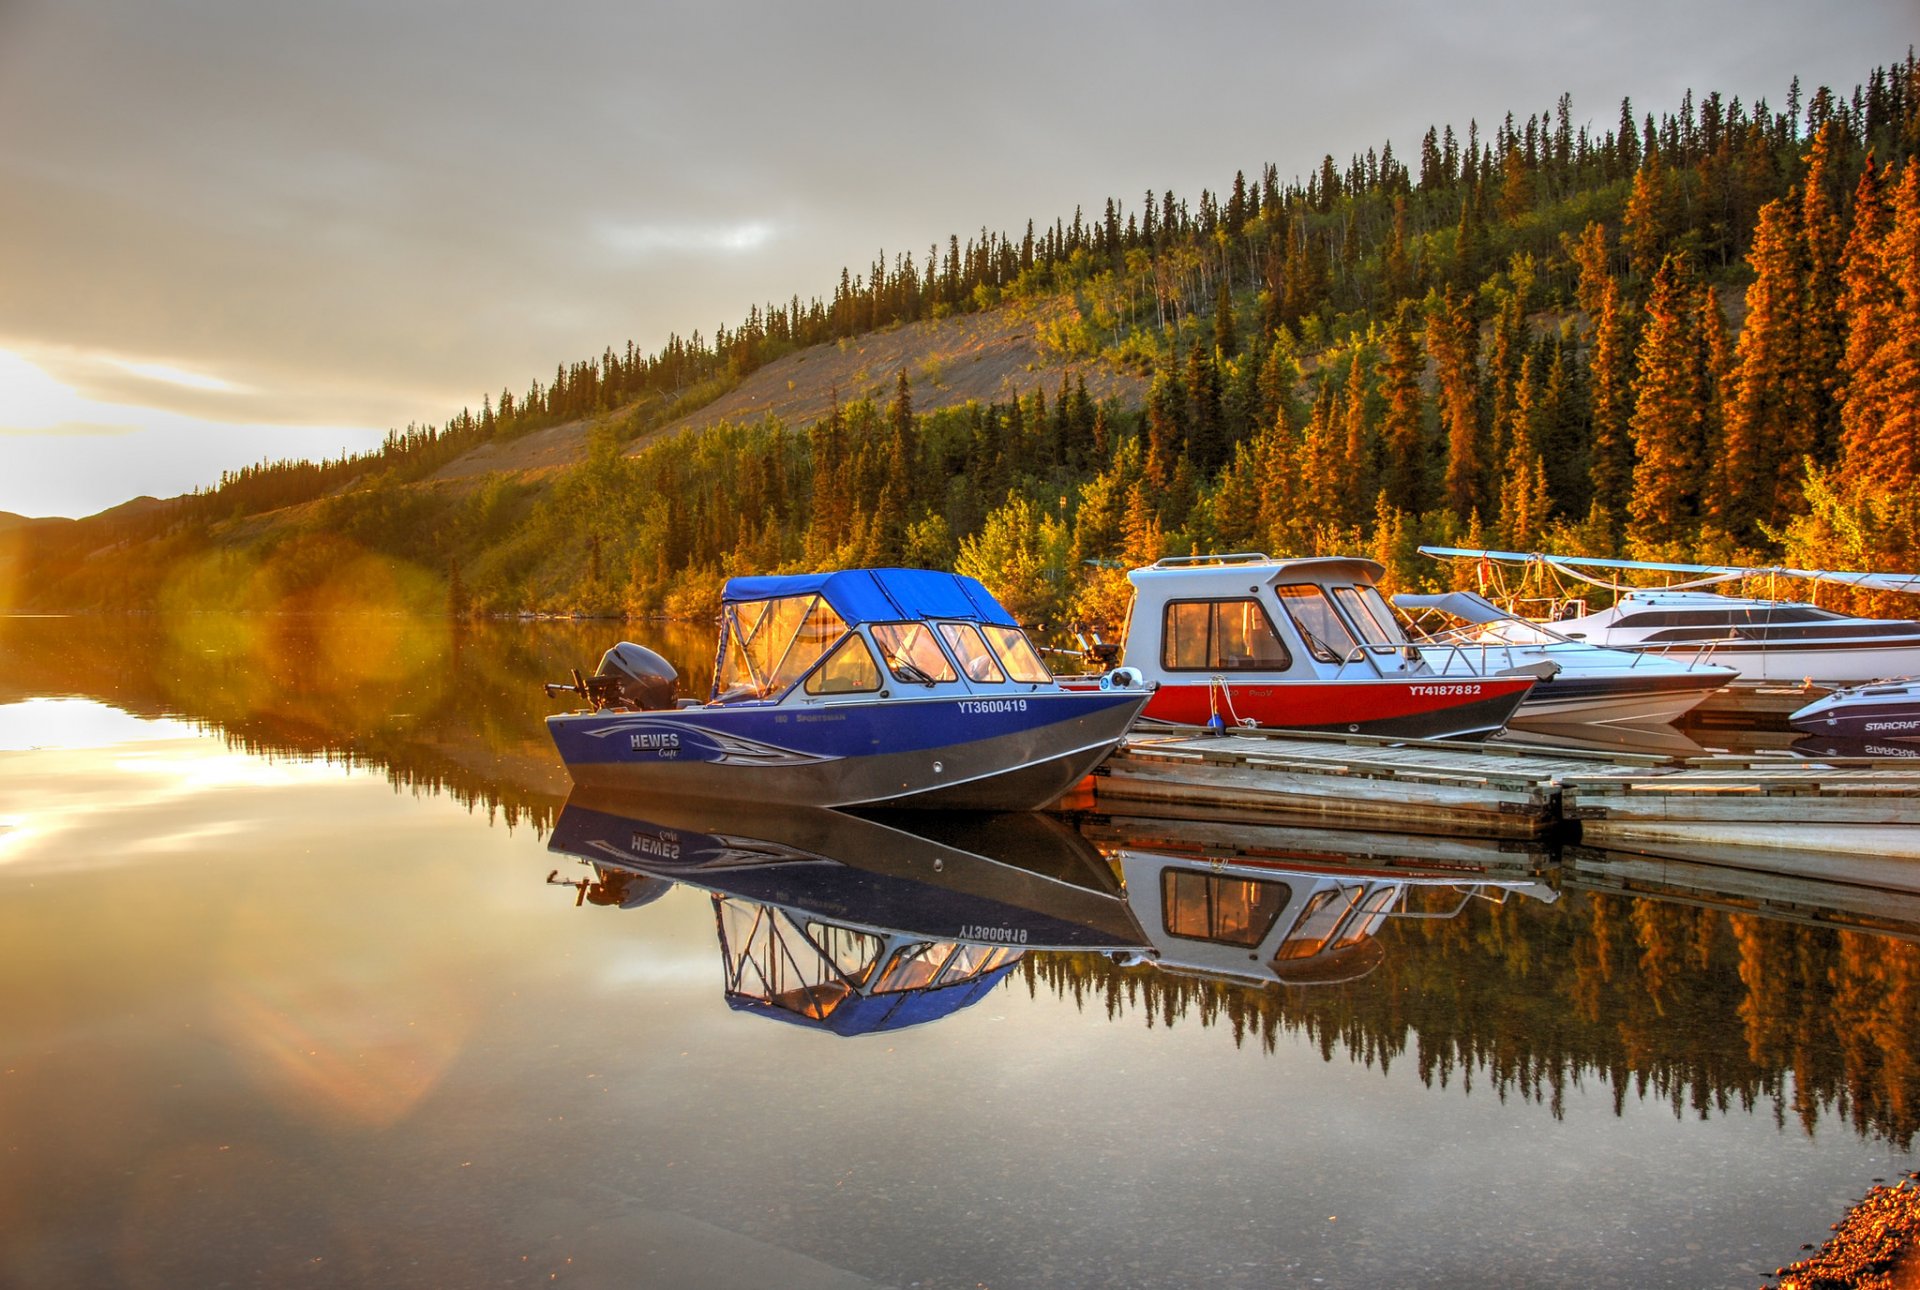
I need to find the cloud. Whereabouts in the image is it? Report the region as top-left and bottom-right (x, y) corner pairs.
(103, 357), (248, 394)
(595, 219), (779, 261)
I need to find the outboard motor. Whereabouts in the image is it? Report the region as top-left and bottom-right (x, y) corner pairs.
(595, 642), (679, 711)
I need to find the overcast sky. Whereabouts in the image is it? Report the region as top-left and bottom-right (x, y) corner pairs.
(0, 0), (1911, 518)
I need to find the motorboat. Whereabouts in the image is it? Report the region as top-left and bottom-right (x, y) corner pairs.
(1546, 591), (1920, 684)
(546, 790), (1147, 1035)
(1789, 679), (1920, 743)
(1065, 554), (1534, 739)
(1420, 547), (1920, 685)
(543, 568), (1150, 810)
(1394, 589), (1735, 725)
(1108, 847), (1554, 989)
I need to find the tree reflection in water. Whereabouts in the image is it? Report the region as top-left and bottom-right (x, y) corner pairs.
(5, 613), (1917, 1149)
(1021, 888), (1920, 1150)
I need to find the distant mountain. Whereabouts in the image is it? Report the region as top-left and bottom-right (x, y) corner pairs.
(89, 496), (168, 522)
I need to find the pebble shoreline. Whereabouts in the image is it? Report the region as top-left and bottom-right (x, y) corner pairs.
(1764, 1172), (1920, 1289)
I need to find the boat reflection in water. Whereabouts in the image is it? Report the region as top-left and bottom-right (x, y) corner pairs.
(550, 789), (1567, 1030)
(547, 790), (1145, 1035)
(1103, 834), (1558, 989)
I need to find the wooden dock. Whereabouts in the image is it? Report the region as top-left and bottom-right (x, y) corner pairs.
(1564, 755), (1920, 858)
(1081, 727), (1920, 854)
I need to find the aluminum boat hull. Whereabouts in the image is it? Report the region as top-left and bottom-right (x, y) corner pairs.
(546, 689), (1150, 810)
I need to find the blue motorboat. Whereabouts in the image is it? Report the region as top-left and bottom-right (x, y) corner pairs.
(543, 568), (1150, 810)
(1789, 678), (1920, 743)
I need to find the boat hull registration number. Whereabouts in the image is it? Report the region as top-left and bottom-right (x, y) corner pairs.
(1408, 684), (1483, 696)
(959, 698), (1029, 714)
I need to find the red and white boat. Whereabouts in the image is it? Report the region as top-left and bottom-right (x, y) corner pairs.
(1067, 554), (1535, 740)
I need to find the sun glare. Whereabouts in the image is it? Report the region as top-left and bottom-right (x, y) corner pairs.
(0, 697), (202, 751)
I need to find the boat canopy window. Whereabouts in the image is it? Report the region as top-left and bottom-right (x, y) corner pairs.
(716, 594), (849, 700)
(720, 902), (873, 1018)
(803, 633), (883, 696)
(937, 622), (1006, 683)
(807, 920), (885, 985)
(981, 623), (1053, 683)
(1161, 599), (1294, 672)
(872, 941), (1021, 993)
(1274, 885), (1365, 960)
(871, 622), (958, 684)
(1333, 585), (1404, 646)
(1273, 585), (1359, 663)
(1160, 869), (1292, 947)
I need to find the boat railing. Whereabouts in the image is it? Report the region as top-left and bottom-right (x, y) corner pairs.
(1152, 552), (1273, 569)
(1337, 642), (1421, 677)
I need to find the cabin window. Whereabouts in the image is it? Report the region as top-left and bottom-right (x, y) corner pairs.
(981, 624), (1054, 683)
(1273, 585), (1359, 663)
(938, 622), (1007, 683)
(1334, 586), (1403, 646)
(1161, 599), (1293, 672)
(1274, 885), (1365, 960)
(1160, 869), (1292, 947)
(716, 594), (848, 699)
(870, 622), (959, 684)
(803, 633), (883, 695)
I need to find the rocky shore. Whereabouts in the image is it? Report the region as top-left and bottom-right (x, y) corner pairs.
(1766, 1173), (1920, 1288)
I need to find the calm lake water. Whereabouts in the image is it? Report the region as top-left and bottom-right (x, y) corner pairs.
(2, 614), (1915, 1289)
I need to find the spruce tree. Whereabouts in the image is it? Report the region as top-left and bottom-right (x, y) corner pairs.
(1718, 197), (1813, 545)
(1627, 255), (1709, 555)
(1378, 301), (1428, 513)
(1587, 274), (1637, 545)
(1428, 286), (1486, 524)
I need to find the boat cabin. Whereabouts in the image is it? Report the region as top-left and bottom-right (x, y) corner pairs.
(712, 568), (1057, 704)
(1114, 850), (1550, 988)
(1118, 553), (1421, 684)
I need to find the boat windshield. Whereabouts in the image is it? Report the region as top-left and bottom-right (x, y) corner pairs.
(938, 622), (1006, 682)
(871, 622), (959, 684)
(980, 624), (1054, 683)
(873, 941), (1022, 992)
(1333, 585), (1405, 646)
(1273, 585), (1359, 663)
(715, 594), (849, 700)
(1273, 885), (1365, 960)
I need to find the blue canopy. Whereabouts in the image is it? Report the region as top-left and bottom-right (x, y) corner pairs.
(721, 568), (1018, 627)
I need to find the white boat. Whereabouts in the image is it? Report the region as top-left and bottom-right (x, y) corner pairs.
(1420, 548), (1920, 686)
(1394, 589), (1736, 725)
(1064, 554), (1535, 740)
(1109, 848), (1555, 989)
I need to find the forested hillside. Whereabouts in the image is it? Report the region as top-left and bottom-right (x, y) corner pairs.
(6, 55), (1918, 631)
